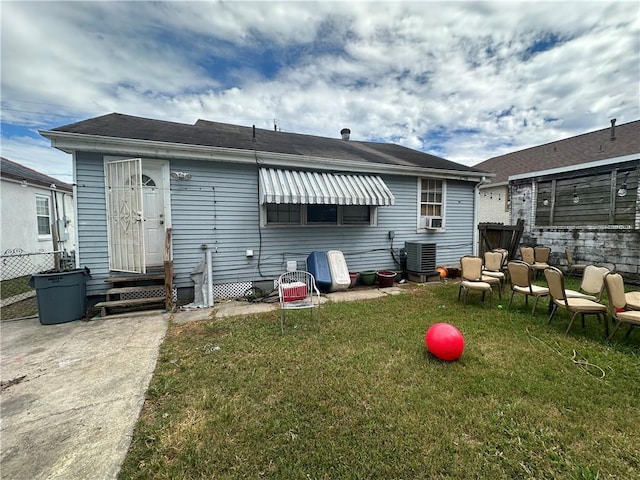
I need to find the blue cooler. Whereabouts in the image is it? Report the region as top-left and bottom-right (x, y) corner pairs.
(306, 251), (332, 293)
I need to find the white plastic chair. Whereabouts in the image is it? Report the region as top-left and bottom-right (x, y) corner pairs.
(278, 270), (321, 334)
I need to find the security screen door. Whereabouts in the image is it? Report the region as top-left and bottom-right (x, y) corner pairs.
(105, 158), (146, 273)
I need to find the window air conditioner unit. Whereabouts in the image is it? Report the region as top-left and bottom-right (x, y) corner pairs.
(405, 241), (436, 273)
(424, 216), (442, 229)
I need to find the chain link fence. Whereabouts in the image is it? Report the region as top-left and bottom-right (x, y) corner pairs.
(1, 249), (75, 321)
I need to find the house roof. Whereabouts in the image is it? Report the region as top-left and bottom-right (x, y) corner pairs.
(473, 120), (640, 185)
(48, 113), (485, 175)
(0, 157), (72, 192)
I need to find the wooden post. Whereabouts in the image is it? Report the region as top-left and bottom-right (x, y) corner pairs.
(164, 228), (174, 312)
(51, 223), (61, 270)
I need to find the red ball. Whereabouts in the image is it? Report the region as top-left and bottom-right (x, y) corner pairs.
(425, 323), (465, 361)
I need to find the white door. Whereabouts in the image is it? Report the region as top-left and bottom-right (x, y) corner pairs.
(140, 163), (166, 267)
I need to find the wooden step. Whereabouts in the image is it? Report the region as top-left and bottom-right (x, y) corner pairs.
(106, 285), (166, 296)
(105, 274), (166, 284)
(94, 296), (165, 318)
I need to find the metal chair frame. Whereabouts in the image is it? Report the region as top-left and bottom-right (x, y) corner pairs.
(278, 270), (321, 334)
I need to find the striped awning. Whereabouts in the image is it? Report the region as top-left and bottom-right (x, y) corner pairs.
(259, 168), (395, 206)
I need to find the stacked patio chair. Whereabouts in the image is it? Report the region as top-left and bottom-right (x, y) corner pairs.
(483, 250), (507, 293)
(458, 255), (501, 306)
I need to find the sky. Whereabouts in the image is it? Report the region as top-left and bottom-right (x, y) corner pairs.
(1, 1), (639, 184)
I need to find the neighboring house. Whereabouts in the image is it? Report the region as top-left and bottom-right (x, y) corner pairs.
(40, 113), (490, 302)
(474, 119), (640, 282)
(0, 157), (75, 258)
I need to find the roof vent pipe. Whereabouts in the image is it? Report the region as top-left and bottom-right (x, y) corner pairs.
(610, 118), (616, 140)
(340, 128), (351, 140)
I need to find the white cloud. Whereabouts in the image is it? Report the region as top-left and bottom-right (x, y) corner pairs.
(1, 135), (73, 184)
(1, 0), (638, 173)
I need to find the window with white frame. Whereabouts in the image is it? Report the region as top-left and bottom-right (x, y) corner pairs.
(419, 178), (444, 229)
(36, 194), (51, 236)
(264, 204), (374, 226)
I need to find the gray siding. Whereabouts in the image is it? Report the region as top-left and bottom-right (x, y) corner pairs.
(75, 152), (109, 295)
(171, 166), (477, 289)
(75, 152), (478, 296)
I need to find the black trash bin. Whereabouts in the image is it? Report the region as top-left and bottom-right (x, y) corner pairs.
(29, 268), (91, 325)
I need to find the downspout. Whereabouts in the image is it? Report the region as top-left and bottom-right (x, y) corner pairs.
(72, 152), (80, 267)
(473, 176), (489, 256)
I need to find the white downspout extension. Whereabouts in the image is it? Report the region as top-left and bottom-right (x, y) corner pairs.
(206, 248), (214, 307)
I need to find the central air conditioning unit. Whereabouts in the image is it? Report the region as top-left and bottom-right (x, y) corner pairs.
(405, 241), (436, 274)
(423, 216), (443, 229)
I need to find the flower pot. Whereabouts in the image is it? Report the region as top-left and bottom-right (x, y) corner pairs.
(349, 272), (359, 288)
(359, 270), (377, 286)
(376, 270), (397, 288)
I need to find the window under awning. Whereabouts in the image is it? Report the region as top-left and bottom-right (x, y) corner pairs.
(259, 168), (395, 206)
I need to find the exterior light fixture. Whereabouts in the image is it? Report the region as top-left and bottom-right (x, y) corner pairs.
(573, 186), (580, 204)
(543, 199), (549, 206)
(21, 179), (28, 187)
(617, 173), (629, 197)
(170, 171), (192, 180)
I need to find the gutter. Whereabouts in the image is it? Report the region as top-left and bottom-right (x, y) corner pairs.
(508, 154), (639, 181)
(39, 130), (492, 182)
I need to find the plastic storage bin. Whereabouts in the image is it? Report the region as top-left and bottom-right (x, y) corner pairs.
(327, 250), (351, 292)
(281, 281), (308, 302)
(29, 269), (90, 325)
(306, 251), (332, 293)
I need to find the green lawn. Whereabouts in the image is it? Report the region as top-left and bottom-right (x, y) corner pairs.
(119, 281), (640, 480)
(0, 275), (33, 300)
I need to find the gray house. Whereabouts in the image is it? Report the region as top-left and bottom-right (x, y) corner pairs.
(40, 113), (489, 305)
(474, 119), (640, 282)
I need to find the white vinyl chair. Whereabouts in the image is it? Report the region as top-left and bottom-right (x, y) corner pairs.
(278, 270), (321, 334)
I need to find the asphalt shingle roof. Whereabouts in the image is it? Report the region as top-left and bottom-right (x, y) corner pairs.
(0, 157), (72, 191)
(51, 113), (483, 174)
(473, 120), (640, 184)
